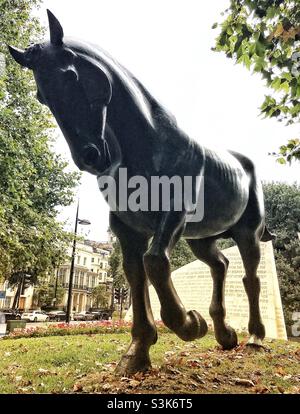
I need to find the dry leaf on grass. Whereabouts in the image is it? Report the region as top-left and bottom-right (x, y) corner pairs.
(128, 379), (141, 388)
(73, 383), (83, 392)
(234, 378), (255, 387)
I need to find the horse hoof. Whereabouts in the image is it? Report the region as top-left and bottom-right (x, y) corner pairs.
(115, 354), (152, 376)
(245, 335), (268, 352)
(218, 326), (238, 350)
(177, 310), (208, 341)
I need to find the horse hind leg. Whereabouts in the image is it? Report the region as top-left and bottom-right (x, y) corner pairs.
(187, 238), (238, 350)
(232, 231), (266, 347)
(231, 167), (266, 346)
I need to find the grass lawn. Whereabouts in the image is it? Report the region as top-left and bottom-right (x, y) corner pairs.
(0, 331), (299, 394)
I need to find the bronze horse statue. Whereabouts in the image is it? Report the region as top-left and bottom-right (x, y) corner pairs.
(9, 10), (275, 375)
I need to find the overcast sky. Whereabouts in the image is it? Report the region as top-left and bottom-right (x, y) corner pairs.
(37, 0), (299, 241)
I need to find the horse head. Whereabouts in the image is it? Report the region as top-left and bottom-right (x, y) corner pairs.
(8, 10), (112, 175)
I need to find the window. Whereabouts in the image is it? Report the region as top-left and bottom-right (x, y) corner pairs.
(64, 272), (69, 284)
(77, 256), (81, 265)
(74, 271), (79, 287)
(91, 258), (94, 263)
(83, 257), (87, 266)
(4, 297), (11, 308)
(79, 273), (84, 288)
(100, 263), (103, 269)
(91, 269), (94, 273)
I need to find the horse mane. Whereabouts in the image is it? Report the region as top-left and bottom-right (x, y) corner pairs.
(64, 38), (177, 129)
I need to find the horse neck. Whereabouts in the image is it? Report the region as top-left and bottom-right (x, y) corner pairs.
(88, 51), (157, 170)
(106, 83), (156, 170)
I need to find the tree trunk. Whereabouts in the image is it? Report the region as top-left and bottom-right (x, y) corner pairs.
(12, 280), (22, 309)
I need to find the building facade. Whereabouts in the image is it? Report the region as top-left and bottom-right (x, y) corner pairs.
(0, 240), (112, 312)
(57, 241), (112, 312)
(0, 280), (34, 310)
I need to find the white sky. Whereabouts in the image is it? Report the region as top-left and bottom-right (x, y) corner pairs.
(37, 0), (299, 241)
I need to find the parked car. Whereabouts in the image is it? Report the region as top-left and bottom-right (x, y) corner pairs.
(21, 310), (49, 322)
(1, 309), (21, 322)
(47, 310), (66, 322)
(89, 308), (113, 320)
(73, 311), (95, 321)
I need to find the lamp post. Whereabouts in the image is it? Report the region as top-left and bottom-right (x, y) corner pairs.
(65, 201), (91, 323)
(52, 267), (60, 308)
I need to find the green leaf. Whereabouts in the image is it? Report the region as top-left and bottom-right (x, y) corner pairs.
(271, 77), (282, 91)
(237, 54), (252, 69)
(213, 0), (300, 162)
(280, 81), (290, 93)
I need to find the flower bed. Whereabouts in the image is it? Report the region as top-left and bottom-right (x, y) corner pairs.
(3, 320), (168, 340)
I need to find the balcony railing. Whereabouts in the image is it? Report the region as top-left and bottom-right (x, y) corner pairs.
(61, 283), (94, 292)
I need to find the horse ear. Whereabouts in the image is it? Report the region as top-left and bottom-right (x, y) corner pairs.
(8, 45), (28, 67)
(47, 9), (64, 46)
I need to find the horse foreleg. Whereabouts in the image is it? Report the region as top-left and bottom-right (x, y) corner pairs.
(110, 213), (157, 375)
(143, 211), (207, 341)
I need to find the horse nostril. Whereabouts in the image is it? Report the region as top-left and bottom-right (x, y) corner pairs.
(83, 145), (100, 166)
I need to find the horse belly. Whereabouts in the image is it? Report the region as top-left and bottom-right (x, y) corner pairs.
(183, 164), (250, 239)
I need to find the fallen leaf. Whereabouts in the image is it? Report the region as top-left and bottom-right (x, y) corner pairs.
(73, 383), (83, 392)
(165, 366), (181, 375)
(190, 373), (205, 384)
(164, 351), (175, 358)
(187, 359), (202, 368)
(276, 366), (285, 376)
(213, 376), (222, 383)
(234, 378), (255, 387)
(37, 368), (51, 376)
(179, 351), (190, 357)
(128, 379), (140, 388)
(254, 385), (269, 394)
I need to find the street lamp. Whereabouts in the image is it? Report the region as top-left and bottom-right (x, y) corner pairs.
(65, 200), (91, 323)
